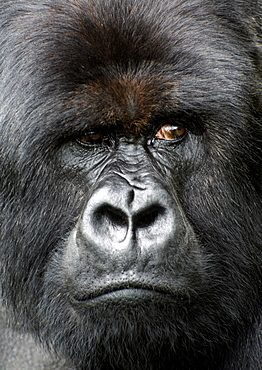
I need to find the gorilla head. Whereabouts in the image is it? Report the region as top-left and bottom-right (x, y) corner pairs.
(0, 0), (261, 369)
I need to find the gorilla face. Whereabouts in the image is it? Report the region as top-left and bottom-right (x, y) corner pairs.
(0, 0), (261, 369)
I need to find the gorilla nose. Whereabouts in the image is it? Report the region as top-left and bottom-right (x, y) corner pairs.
(77, 179), (176, 255)
(92, 202), (166, 243)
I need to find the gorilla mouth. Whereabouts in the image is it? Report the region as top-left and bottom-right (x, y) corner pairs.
(71, 281), (185, 303)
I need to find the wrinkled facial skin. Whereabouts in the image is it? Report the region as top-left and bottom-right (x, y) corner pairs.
(0, 0), (262, 369)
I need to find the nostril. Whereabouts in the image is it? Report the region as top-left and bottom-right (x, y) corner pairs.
(134, 205), (166, 229)
(94, 205), (128, 227)
(92, 205), (129, 243)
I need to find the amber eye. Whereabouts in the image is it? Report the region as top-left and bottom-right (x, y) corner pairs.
(155, 124), (186, 141)
(76, 131), (103, 145)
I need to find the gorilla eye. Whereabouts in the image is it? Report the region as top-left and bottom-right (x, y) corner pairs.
(155, 124), (186, 141)
(76, 131), (103, 146)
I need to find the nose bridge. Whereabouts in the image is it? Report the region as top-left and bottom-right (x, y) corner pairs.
(85, 174), (158, 221)
(116, 140), (150, 171)
(114, 171), (148, 192)
(99, 140), (155, 194)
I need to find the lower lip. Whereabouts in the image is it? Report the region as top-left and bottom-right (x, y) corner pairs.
(72, 288), (167, 306)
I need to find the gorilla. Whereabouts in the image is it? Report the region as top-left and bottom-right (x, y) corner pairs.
(0, 0), (261, 369)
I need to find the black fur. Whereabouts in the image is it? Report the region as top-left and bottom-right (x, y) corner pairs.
(0, 0), (262, 369)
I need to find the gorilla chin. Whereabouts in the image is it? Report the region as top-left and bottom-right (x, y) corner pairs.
(0, 0), (261, 370)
